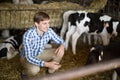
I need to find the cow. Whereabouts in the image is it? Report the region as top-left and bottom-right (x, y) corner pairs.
(86, 40), (120, 80)
(71, 13), (115, 54)
(61, 11), (90, 51)
(60, 10), (76, 39)
(60, 11), (102, 46)
(60, 11), (101, 45)
(60, 10), (120, 54)
(61, 11), (103, 54)
(0, 34), (23, 60)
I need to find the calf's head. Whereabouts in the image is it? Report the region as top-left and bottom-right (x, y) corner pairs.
(0, 48), (8, 58)
(86, 45), (103, 65)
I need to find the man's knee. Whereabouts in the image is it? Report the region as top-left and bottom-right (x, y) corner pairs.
(26, 66), (40, 76)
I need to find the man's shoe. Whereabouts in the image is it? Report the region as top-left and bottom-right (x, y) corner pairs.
(21, 73), (29, 80)
(45, 69), (54, 75)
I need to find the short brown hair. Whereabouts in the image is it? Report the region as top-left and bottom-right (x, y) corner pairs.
(33, 12), (50, 23)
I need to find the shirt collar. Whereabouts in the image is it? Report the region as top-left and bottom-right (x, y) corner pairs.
(34, 26), (47, 37)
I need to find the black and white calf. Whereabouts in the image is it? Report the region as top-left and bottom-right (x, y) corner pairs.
(0, 34), (23, 60)
(86, 41), (120, 80)
(60, 10), (120, 54)
(60, 10), (76, 38)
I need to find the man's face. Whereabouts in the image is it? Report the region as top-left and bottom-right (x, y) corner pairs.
(36, 19), (50, 33)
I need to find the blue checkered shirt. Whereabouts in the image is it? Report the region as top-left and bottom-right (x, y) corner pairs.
(21, 26), (65, 67)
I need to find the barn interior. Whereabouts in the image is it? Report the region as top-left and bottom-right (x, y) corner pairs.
(0, 0), (120, 80)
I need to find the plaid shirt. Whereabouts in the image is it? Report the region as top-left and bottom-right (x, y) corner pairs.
(21, 26), (64, 67)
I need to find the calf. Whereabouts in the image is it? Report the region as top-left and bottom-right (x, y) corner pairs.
(0, 33), (23, 60)
(62, 11), (90, 52)
(61, 10), (120, 54)
(61, 11), (104, 54)
(60, 10), (76, 38)
(86, 41), (120, 80)
(60, 11), (102, 46)
(84, 15), (120, 45)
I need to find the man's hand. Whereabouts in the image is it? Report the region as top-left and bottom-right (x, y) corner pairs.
(44, 61), (61, 71)
(55, 44), (65, 57)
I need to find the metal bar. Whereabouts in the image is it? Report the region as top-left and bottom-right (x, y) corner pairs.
(29, 58), (120, 80)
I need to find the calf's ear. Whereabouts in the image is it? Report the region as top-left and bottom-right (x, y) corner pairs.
(0, 48), (7, 58)
(90, 47), (95, 52)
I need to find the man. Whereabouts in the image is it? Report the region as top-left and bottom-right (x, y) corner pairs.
(20, 12), (65, 76)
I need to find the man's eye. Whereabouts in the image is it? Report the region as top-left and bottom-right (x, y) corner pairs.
(43, 23), (46, 25)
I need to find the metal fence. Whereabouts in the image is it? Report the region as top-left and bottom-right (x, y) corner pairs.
(29, 58), (120, 80)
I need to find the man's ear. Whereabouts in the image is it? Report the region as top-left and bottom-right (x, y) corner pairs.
(35, 22), (38, 27)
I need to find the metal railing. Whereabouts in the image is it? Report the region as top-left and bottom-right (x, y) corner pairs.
(29, 58), (120, 80)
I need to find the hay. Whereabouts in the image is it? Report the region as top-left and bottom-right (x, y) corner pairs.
(0, 38), (112, 80)
(0, 1), (82, 29)
(0, 55), (21, 80)
(89, 0), (108, 12)
(0, 1), (107, 29)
